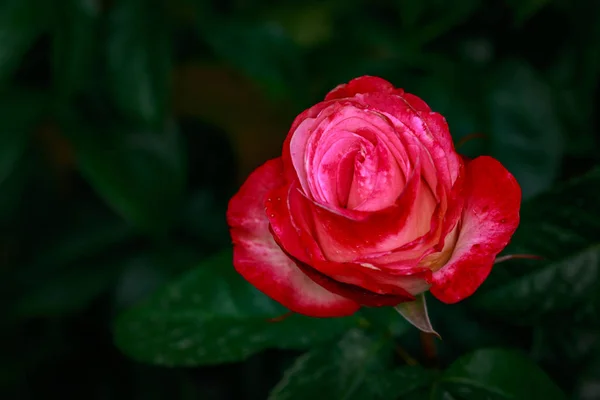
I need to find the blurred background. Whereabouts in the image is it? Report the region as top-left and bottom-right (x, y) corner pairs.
(1, 0), (599, 399)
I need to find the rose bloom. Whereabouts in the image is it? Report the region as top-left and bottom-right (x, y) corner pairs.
(227, 76), (521, 317)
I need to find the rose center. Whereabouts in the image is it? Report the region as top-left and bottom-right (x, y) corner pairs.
(316, 127), (405, 212)
(291, 106), (412, 212)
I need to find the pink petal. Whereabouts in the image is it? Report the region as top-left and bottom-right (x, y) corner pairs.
(282, 101), (336, 183)
(429, 156), (521, 303)
(227, 158), (360, 317)
(289, 102), (410, 210)
(288, 117), (315, 196)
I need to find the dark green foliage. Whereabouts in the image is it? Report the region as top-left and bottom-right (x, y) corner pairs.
(1, 0), (598, 399)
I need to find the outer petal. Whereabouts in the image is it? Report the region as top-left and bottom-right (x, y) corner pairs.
(294, 260), (415, 307)
(325, 76), (396, 100)
(429, 156), (521, 303)
(227, 158), (360, 317)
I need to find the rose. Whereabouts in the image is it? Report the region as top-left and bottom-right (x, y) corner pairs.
(227, 76), (521, 317)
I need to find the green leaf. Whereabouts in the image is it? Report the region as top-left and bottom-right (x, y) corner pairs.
(269, 329), (415, 400)
(510, 167), (600, 261)
(394, 293), (439, 337)
(433, 348), (566, 399)
(531, 324), (599, 370)
(114, 250), (356, 366)
(487, 60), (564, 199)
(51, 0), (101, 101)
(471, 167), (600, 323)
(0, 0), (48, 84)
(69, 120), (186, 235)
(375, 366), (437, 399)
(107, 0), (171, 127)
(475, 248), (599, 323)
(112, 245), (201, 310)
(427, 299), (524, 362)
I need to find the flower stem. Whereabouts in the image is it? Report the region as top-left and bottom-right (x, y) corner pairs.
(420, 331), (439, 368)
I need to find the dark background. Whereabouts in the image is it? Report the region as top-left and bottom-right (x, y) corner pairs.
(1, 0), (599, 399)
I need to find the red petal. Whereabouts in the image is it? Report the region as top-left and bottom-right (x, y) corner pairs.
(367, 162), (464, 269)
(294, 260), (415, 307)
(265, 183), (311, 264)
(227, 158), (360, 317)
(302, 166), (426, 262)
(429, 156), (521, 303)
(325, 76), (397, 101)
(267, 182), (430, 300)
